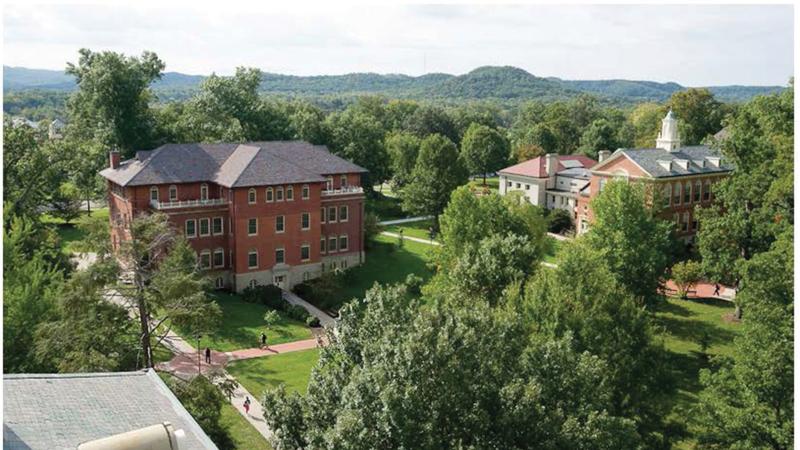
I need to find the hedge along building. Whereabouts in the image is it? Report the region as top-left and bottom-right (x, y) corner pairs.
(100, 141), (367, 292)
(576, 111), (733, 240)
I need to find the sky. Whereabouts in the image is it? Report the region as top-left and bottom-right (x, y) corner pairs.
(3, 2), (794, 86)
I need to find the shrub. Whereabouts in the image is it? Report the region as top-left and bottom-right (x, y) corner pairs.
(671, 260), (703, 299)
(404, 273), (424, 295)
(546, 208), (574, 234)
(241, 284), (285, 308)
(306, 315), (321, 328)
(285, 304), (310, 322)
(364, 212), (382, 248)
(292, 282), (314, 298)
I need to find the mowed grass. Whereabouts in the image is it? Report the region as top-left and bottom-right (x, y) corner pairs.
(383, 218), (435, 241)
(227, 348), (320, 397)
(542, 236), (562, 264)
(219, 402), (273, 450)
(42, 207), (109, 254)
(327, 234), (435, 309)
(468, 176), (500, 190)
(176, 292), (312, 352)
(366, 192), (405, 222)
(652, 296), (741, 448)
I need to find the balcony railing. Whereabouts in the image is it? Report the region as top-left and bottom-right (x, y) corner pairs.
(322, 186), (364, 196)
(150, 198), (227, 210)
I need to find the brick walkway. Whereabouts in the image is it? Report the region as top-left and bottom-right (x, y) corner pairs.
(663, 280), (736, 301)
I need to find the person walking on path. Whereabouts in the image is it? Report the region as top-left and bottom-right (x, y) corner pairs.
(243, 397), (251, 415)
(204, 347), (211, 364)
(260, 332), (268, 349)
(713, 283), (721, 297)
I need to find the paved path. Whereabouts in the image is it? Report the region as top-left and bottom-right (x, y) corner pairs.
(381, 231), (441, 246)
(547, 232), (572, 241)
(379, 216), (433, 226)
(282, 290), (336, 327)
(663, 280), (736, 301)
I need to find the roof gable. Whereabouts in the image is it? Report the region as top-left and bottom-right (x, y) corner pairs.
(499, 155), (596, 178)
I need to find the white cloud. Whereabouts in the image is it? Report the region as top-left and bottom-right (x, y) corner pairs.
(3, 3), (793, 85)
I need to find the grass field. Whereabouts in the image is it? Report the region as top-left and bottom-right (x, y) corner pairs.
(175, 292), (312, 352)
(42, 207), (109, 254)
(383, 218), (435, 241)
(467, 176), (500, 190)
(219, 402), (273, 450)
(227, 348), (320, 397)
(653, 296), (741, 448)
(324, 234), (435, 309)
(366, 192), (405, 222)
(542, 236), (562, 264)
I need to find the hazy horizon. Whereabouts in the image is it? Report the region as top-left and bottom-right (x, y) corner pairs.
(4, 3), (794, 86)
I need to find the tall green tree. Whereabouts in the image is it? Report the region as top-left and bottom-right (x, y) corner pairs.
(629, 102), (666, 147)
(667, 88), (725, 145)
(460, 123), (510, 184)
(385, 131), (420, 189)
(585, 180), (674, 305)
(402, 104), (460, 144)
(325, 108), (390, 188)
(578, 118), (619, 159)
(263, 284), (640, 449)
(696, 230), (793, 450)
(401, 134), (468, 225)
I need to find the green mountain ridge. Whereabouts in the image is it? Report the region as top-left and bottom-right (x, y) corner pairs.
(3, 64), (785, 103)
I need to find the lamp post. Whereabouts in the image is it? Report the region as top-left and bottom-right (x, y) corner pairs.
(195, 334), (202, 375)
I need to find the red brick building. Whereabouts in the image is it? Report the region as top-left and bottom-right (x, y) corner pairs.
(576, 111), (732, 241)
(100, 141), (367, 292)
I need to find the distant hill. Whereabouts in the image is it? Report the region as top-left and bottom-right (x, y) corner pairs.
(3, 65), (785, 103)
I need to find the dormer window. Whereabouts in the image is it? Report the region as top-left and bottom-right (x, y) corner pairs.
(200, 184), (208, 201)
(169, 185), (178, 201)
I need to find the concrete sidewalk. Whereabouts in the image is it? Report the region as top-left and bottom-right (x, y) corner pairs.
(282, 290), (336, 327)
(381, 231), (441, 246)
(378, 216), (433, 226)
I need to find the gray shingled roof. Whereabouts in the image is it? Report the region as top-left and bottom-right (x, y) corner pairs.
(613, 145), (733, 178)
(4, 370), (217, 450)
(100, 141), (367, 187)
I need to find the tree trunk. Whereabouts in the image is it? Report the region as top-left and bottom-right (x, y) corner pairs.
(483, 172), (487, 186)
(733, 304), (742, 321)
(86, 193), (92, 215)
(135, 275), (153, 368)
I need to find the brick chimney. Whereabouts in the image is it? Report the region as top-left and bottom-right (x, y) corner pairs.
(544, 153), (558, 177)
(598, 150), (610, 162)
(109, 150), (120, 169)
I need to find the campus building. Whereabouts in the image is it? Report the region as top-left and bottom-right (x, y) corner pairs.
(498, 154), (597, 212)
(100, 141), (367, 292)
(576, 111), (733, 239)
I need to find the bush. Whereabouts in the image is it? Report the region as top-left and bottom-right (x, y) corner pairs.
(285, 304), (310, 322)
(241, 284), (284, 309)
(364, 212), (382, 248)
(671, 260), (703, 299)
(306, 315), (321, 328)
(404, 273), (424, 295)
(292, 282), (314, 298)
(546, 209), (574, 234)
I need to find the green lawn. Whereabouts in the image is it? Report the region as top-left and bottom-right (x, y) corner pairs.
(176, 292), (312, 352)
(542, 236), (562, 264)
(467, 176), (500, 190)
(219, 402), (273, 450)
(42, 207), (109, 254)
(325, 234), (435, 309)
(227, 348), (320, 397)
(366, 192), (405, 222)
(383, 218), (435, 241)
(653, 296), (741, 448)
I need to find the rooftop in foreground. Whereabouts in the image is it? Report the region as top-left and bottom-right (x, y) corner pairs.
(3, 370), (217, 450)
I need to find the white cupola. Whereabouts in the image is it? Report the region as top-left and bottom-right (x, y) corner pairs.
(655, 109), (681, 152)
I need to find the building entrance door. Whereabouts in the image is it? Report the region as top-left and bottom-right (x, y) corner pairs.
(273, 275), (286, 289)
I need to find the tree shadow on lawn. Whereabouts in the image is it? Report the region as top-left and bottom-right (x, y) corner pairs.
(653, 314), (738, 352)
(653, 299), (693, 317)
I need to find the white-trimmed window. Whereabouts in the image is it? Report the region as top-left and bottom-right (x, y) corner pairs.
(674, 213), (680, 229)
(199, 250), (211, 269)
(302, 184), (310, 200)
(213, 248), (224, 268)
(169, 185), (178, 201)
(248, 250), (258, 269)
(341, 259), (348, 269)
(320, 237), (327, 254)
(200, 183), (209, 201)
(684, 182), (691, 204)
(248, 188), (257, 204)
(340, 175), (347, 187)
(663, 184), (671, 207)
(673, 183), (681, 205)
(682, 212), (690, 232)
(266, 187), (274, 202)
(185, 219), (197, 238)
(275, 248), (285, 264)
(328, 236), (338, 252)
(339, 235), (349, 252)
(301, 244), (310, 261)
(249, 279), (258, 288)
(703, 181), (711, 201)
(248, 218), (258, 236)
(286, 186), (294, 201)
(212, 217), (223, 235)
(327, 206), (337, 223)
(303, 272), (311, 281)
(199, 218), (210, 237)
(150, 186), (159, 202)
(215, 277), (224, 289)
(339, 205), (348, 222)
(276, 187), (284, 201)
(321, 207), (326, 224)
(301, 212), (310, 230)
(694, 181), (702, 203)
(276, 215), (285, 233)
(326, 177), (333, 191)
